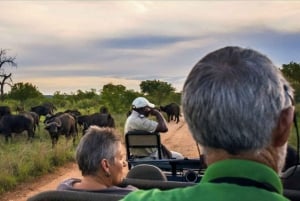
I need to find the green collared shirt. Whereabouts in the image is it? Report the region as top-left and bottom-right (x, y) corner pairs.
(121, 159), (290, 201)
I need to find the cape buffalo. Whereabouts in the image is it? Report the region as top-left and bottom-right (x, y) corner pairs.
(77, 113), (115, 135)
(99, 106), (109, 114)
(0, 106), (11, 119)
(44, 113), (77, 148)
(0, 114), (35, 142)
(160, 103), (181, 123)
(20, 111), (39, 132)
(64, 109), (81, 118)
(30, 103), (56, 119)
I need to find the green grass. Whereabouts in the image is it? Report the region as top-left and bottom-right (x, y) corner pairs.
(0, 104), (299, 195)
(0, 129), (76, 194)
(0, 112), (127, 195)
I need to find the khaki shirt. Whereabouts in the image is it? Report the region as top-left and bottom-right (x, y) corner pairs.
(124, 111), (158, 157)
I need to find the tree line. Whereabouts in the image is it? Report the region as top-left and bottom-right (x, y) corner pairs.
(0, 48), (299, 114)
(2, 80), (181, 115)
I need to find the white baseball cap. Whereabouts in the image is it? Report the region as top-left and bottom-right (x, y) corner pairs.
(132, 97), (155, 108)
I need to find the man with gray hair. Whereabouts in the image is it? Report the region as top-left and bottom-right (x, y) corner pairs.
(121, 46), (294, 201)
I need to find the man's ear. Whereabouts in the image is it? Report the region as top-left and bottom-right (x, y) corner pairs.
(100, 159), (110, 173)
(272, 106), (295, 147)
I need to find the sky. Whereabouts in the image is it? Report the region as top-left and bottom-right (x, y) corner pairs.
(1, 1), (300, 95)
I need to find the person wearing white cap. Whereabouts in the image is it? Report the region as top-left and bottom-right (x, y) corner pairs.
(124, 97), (184, 160)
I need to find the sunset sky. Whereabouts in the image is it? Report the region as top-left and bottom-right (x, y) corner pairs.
(1, 1), (300, 95)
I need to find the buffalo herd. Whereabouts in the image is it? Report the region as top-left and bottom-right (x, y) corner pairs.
(0, 104), (115, 147)
(1, 102), (181, 145)
(1, 102), (299, 172)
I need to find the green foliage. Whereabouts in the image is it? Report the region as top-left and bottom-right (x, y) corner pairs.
(281, 62), (300, 102)
(51, 90), (101, 112)
(101, 83), (141, 114)
(73, 89), (98, 100)
(282, 62), (300, 83)
(140, 80), (176, 105)
(7, 82), (43, 102)
(288, 103), (300, 148)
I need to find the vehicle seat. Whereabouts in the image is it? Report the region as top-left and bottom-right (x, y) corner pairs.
(125, 130), (162, 160)
(126, 164), (167, 181)
(27, 190), (124, 201)
(281, 164), (300, 190)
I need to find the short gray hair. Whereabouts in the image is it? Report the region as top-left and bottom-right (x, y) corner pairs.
(182, 46), (294, 154)
(76, 126), (120, 176)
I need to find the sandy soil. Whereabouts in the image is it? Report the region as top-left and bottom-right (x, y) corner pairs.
(2, 117), (200, 201)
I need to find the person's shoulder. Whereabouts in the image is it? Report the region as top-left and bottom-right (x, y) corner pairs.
(57, 178), (81, 190)
(109, 185), (138, 191)
(129, 111), (146, 119)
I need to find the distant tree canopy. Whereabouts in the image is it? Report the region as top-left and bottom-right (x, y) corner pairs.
(281, 62), (300, 83)
(100, 83), (141, 113)
(281, 62), (300, 102)
(140, 80), (176, 105)
(7, 82), (43, 102)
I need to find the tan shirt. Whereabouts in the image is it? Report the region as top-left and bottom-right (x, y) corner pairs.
(124, 111), (158, 156)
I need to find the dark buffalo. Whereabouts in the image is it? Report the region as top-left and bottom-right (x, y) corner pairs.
(64, 109), (81, 118)
(16, 105), (25, 113)
(77, 114), (89, 128)
(160, 103), (181, 123)
(20, 111), (40, 132)
(43, 102), (57, 111)
(30, 105), (55, 119)
(100, 106), (109, 114)
(0, 114), (35, 142)
(44, 111), (79, 136)
(0, 106), (11, 118)
(44, 113), (77, 148)
(44, 110), (81, 124)
(77, 113), (115, 135)
(44, 112), (64, 124)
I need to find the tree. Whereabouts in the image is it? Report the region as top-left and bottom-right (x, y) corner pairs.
(0, 49), (17, 100)
(74, 89), (98, 100)
(281, 62), (300, 102)
(100, 83), (141, 113)
(8, 82), (43, 102)
(140, 80), (176, 105)
(281, 62), (300, 83)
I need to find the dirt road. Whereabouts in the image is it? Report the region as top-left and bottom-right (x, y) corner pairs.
(2, 118), (200, 201)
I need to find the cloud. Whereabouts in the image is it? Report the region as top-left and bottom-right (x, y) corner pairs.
(1, 1), (300, 94)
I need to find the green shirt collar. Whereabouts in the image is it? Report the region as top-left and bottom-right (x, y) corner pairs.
(200, 159), (283, 194)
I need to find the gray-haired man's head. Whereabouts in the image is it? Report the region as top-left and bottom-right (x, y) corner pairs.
(182, 46), (294, 155)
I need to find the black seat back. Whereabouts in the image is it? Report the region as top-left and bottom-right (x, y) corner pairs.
(27, 190), (124, 201)
(120, 178), (195, 190)
(281, 165), (300, 190)
(126, 164), (167, 181)
(125, 130), (162, 160)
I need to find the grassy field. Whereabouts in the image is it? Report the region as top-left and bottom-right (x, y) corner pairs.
(0, 104), (299, 195)
(0, 112), (128, 194)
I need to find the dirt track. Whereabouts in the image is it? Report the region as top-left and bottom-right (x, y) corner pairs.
(2, 117), (200, 201)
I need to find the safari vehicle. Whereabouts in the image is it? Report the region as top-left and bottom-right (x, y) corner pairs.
(124, 130), (206, 183)
(28, 130), (300, 201)
(26, 164), (300, 201)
